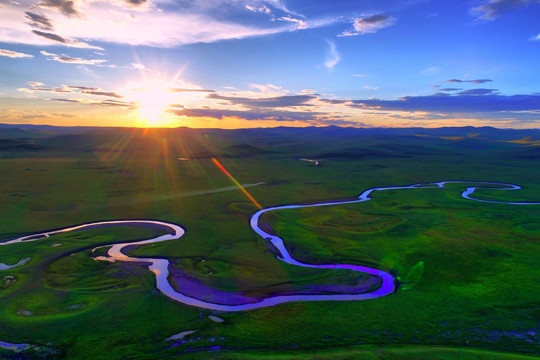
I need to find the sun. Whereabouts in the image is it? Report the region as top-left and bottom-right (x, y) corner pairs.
(124, 79), (178, 127)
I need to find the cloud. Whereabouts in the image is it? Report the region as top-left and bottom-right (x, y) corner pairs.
(40, 50), (108, 65)
(444, 78), (493, 84)
(123, 0), (150, 8)
(96, 99), (135, 108)
(0, 0), (339, 48)
(52, 98), (79, 103)
(457, 88), (498, 96)
(19, 86), (71, 93)
(274, 16), (307, 30)
(19, 83), (76, 93)
(21, 82), (123, 99)
(245, 4), (271, 14)
(249, 83), (283, 93)
(169, 107), (322, 122)
(324, 40), (340, 71)
(81, 90), (124, 98)
(37, 0), (79, 17)
(32, 30), (103, 49)
(52, 98), (135, 108)
(340, 14), (396, 36)
(0, 48), (33, 58)
(363, 86), (379, 90)
(32, 29), (66, 43)
(470, 0), (538, 21)
(131, 63), (146, 70)
(207, 93), (315, 108)
(421, 66), (439, 76)
(24, 11), (54, 30)
(321, 93), (540, 113)
(168, 88), (215, 93)
(67, 85), (98, 90)
(263, 0), (304, 17)
(530, 33), (540, 41)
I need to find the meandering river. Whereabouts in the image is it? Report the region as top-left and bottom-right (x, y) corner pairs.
(1, 181), (538, 311)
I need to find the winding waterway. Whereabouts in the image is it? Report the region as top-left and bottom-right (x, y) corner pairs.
(1, 181), (539, 311)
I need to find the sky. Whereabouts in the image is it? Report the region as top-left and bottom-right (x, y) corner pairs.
(1, 0), (540, 129)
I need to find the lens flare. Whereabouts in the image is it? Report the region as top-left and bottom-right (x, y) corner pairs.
(212, 157), (262, 210)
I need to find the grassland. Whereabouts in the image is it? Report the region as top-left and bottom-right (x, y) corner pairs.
(0, 125), (539, 359)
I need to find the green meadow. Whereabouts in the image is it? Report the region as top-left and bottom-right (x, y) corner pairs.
(0, 126), (539, 359)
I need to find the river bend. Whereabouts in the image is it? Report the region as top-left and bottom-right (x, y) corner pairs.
(1, 181), (538, 311)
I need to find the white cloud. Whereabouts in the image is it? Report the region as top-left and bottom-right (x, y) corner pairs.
(529, 33), (540, 41)
(0, 48), (33, 58)
(362, 86), (379, 90)
(421, 66), (439, 75)
(40, 50), (108, 65)
(0, 0), (322, 48)
(324, 40), (340, 71)
(262, 0), (303, 17)
(340, 14), (396, 36)
(245, 4), (271, 14)
(249, 83), (284, 93)
(274, 16), (307, 30)
(131, 62), (146, 69)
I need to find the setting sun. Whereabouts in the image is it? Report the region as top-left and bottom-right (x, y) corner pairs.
(124, 79), (179, 127)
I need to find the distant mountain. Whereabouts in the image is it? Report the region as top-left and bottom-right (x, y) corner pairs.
(0, 123), (103, 133)
(1, 124), (539, 158)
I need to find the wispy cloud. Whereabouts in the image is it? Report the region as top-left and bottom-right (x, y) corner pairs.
(67, 85), (98, 91)
(24, 11), (54, 31)
(324, 40), (340, 71)
(18, 80), (135, 108)
(37, 0), (80, 17)
(321, 92), (540, 113)
(249, 83), (283, 93)
(32, 30), (103, 49)
(40, 50), (108, 65)
(167, 88), (215, 93)
(169, 107), (321, 122)
(81, 90), (124, 98)
(245, 4), (271, 14)
(207, 93), (315, 109)
(470, 0), (537, 21)
(529, 33), (540, 41)
(52, 98), (135, 108)
(421, 66), (439, 76)
(20, 81), (123, 99)
(273, 16), (307, 30)
(340, 14), (396, 36)
(0, 48), (33, 58)
(0, 0), (332, 48)
(444, 78), (493, 84)
(457, 88), (498, 96)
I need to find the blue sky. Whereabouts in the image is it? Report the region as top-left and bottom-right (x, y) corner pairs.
(0, 0), (539, 128)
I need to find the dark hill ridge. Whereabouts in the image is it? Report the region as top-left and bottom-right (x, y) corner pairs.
(1, 123), (539, 138)
(0, 124), (539, 160)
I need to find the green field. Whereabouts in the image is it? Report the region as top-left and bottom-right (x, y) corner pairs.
(0, 126), (539, 359)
